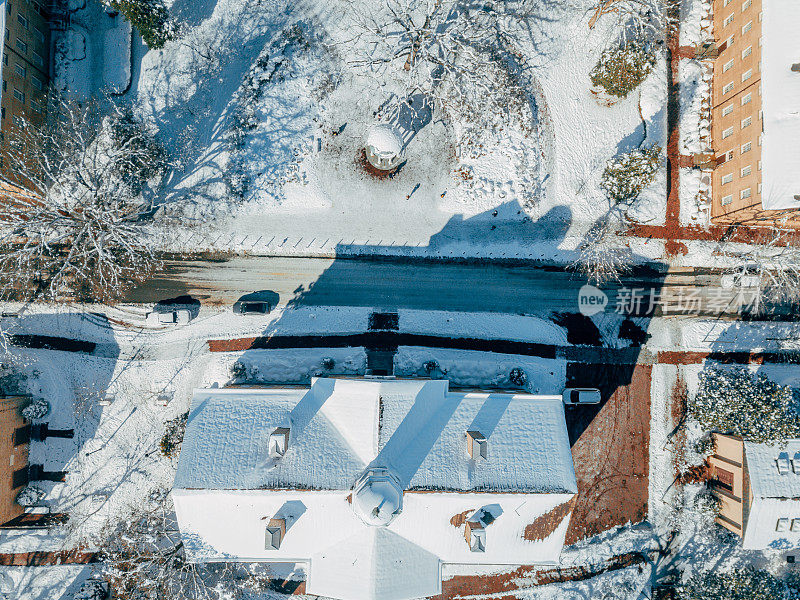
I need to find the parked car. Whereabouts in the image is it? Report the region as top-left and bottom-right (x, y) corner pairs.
(146, 309), (192, 325)
(233, 300), (271, 315)
(562, 388), (601, 405)
(720, 271), (761, 289)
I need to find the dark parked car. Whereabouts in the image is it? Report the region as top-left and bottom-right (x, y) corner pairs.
(233, 300), (271, 315)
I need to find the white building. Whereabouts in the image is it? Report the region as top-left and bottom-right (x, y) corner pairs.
(172, 378), (578, 600)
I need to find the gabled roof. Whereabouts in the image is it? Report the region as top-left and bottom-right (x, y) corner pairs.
(745, 440), (800, 499)
(174, 378), (577, 494)
(307, 528), (441, 600)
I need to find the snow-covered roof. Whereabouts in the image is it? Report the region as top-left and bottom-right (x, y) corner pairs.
(743, 440), (800, 549)
(174, 378), (577, 493)
(745, 440), (800, 499)
(366, 124), (403, 157)
(760, 0), (800, 210)
(173, 378), (577, 600)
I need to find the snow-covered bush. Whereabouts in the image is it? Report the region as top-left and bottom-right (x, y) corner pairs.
(689, 367), (800, 444)
(74, 580), (108, 600)
(22, 398), (50, 421)
(601, 145), (661, 205)
(16, 485), (45, 507)
(321, 357), (336, 371)
(159, 412), (188, 458)
(509, 368), (527, 387)
(104, 0), (176, 49)
(679, 569), (796, 600)
(0, 94), (170, 302)
(590, 42), (656, 99)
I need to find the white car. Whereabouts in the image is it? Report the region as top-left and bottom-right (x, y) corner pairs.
(562, 388), (602, 405)
(720, 271), (761, 289)
(146, 309), (192, 325)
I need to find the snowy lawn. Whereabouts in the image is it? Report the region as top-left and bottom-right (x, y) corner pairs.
(97, 0), (671, 260)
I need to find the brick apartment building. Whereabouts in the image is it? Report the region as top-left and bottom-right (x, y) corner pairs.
(709, 0), (800, 226)
(0, 0), (51, 182)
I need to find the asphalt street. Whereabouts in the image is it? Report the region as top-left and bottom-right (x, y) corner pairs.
(125, 256), (758, 318)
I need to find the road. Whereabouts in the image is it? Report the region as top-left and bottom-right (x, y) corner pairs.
(125, 256), (764, 318)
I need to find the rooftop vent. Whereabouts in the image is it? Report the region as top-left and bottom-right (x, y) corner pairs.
(265, 518), (286, 550)
(465, 521), (486, 552)
(269, 427), (290, 459)
(777, 452), (791, 475)
(792, 63), (800, 73)
(466, 431), (488, 460)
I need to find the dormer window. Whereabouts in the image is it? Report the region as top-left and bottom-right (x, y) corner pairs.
(269, 427), (290, 458)
(266, 518), (286, 549)
(466, 431), (487, 460)
(465, 521), (485, 552)
(777, 453), (790, 475)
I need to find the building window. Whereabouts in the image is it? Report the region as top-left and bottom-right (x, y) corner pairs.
(714, 467), (735, 491)
(30, 100), (41, 113)
(741, 141), (752, 153)
(12, 115), (25, 127)
(15, 39), (27, 54)
(722, 173), (733, 185)
(723, 82), (735, 95)
(742, 92), (752, 105)
(742, 45), (752, 59)
(742, 116), (752, 128)
(16, 13), (27, 28)
(32, 52), (43, 68)
(724, 13), (735, 27)
(722, 194), (733, 205)
(13, 88), (24, 103)
(742, 20), (752, 34)
(2, 80), (5, 92)
(6, 2), (10, 14)
(4, 29), (8, 41)
(741, 187), (752, 200)
(1, 107), (5, 120)
(722, 126), (734, 139)
(14, 63), (25, 78)
(778, 518), (790, 532)
(722, 104), (734, 117)
(723, 59), (734, 73)
(742, 69), (752, 82)
(31, 75), (42, 91)
(726, 150), (735, 162)
(726, 34), (735, 48)
(742, 0), (751, 10)
(34, 27), (44, 43)
(741, 165), (751, 177)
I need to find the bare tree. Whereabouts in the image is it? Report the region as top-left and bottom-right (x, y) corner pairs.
(99, 489), (272, 600)
(0, 93), (169, 302)
(345, 0), (533, 142)
(717, 227), (800, 308)
(572, 217), (634, 285)
(588, 0), (676, 43)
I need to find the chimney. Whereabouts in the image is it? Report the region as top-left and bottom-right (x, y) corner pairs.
(791, 63), (800, 73)
(465, 520), (486, 552)
(466, 431), (487, 460)
(265, 518), (286, 550)
(269, 426), (290, 459)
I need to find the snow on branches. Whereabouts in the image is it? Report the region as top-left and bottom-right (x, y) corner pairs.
(22, 397), (50, 421)
(690, 367), (800, 444)
(679, 569), (799, 600)
(590, 41), (656, 99)
(588, 0), (676, 44)
(0, 94), (169, 302)
(717, 227), (800, 307)
(346, 0), (533, 142)
(572, 218), (633, 284)
(601, 145), (661, 205)
(103, 0), (177, 49)
(99, 490), (271, 600)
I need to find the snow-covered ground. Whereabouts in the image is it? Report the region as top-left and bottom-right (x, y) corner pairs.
(75, 0), (669, 261)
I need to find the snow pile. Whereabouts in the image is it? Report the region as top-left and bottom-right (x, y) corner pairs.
(16, 485), (46, 507)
